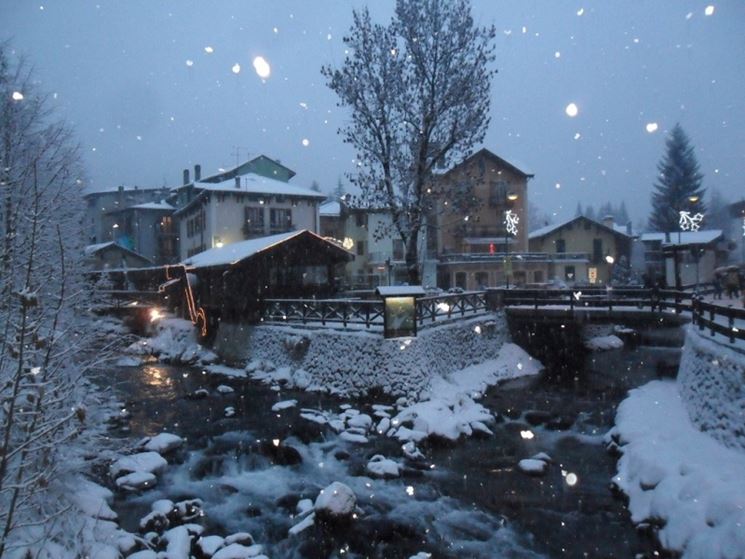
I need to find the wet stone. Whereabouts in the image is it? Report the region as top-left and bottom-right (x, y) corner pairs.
(524, 410), (552, 426)
(257, 441), (303, 466)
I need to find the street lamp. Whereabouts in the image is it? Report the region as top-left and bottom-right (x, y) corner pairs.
(503, 192), (519, 288)
(605, 254), (615, 286)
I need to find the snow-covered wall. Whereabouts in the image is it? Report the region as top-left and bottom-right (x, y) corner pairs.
(213, 314), (510, 399)
(677, 327), (745, 453)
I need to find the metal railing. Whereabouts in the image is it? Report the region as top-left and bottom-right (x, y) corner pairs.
(261, 298), (385, 329)
(416, 291), (488, 326)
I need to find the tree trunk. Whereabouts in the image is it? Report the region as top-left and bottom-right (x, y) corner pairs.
(405, 228), (420, 285)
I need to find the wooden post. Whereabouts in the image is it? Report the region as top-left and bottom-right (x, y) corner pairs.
(343, 301), (348, 327)
(729, 306), (735, 344)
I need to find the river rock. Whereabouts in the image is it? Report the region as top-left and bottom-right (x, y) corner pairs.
(518, 458), (549, 476)
(115, 471), (157, 491)
(545, 415), (575, 431)
(216, 384), (235, 394)
(111, 452), (168, 478)
(257, 440), (303, 466)
(140, 433), (183, 454)
(366, 455), (400, 478)
(196, 535), (225, 557)
(524, 410), (552, 426)
(314, 481), (356, 522)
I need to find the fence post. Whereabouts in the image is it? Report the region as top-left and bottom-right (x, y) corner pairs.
(302, 301), (307, 324)
(365, 303), (370, 328)
(709, 306), (715, 337)
(729, 306), (735, 344)
(675, 291), (681, 314)
(321, 301), (326, 326)
(343, 301), (348, 327)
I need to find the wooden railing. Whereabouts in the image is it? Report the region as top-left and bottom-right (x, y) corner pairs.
(416, 291), (488, 326)
(500, 288), (744, 345)
(691, 298), (745, 344)
(261, 298), (385, 329)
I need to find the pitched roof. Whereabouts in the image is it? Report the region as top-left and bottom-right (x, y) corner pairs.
(640, 230), (723, 246)
(320, 201), (341, 217)
(440, 148), (534, 179)
(529, 215), (632, 240)
(200, 154), (296, 183)
(196, 173), (326, 199)
(129, 201), (175, 211)
(183, 229), (353, 269)
(84, 241), (153, 263)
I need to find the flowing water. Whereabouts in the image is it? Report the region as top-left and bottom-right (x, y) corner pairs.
(103, 326), (682, 558)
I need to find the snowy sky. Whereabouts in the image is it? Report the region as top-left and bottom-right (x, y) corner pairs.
(2, 0), (744, 226)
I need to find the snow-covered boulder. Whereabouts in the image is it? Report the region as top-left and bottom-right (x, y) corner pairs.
(314, 482), (357, 522)
(196, 535), (224, 557)
(140, 433), (183, 454)
(212, 543), (264, 559)
(271, 399), (297, 412)
(584, 335), (624, 351)
(517, 458), (549, 476)
(115, 471), (157, 491)
(216, 384), (235, 394)
(111, 452), (168, 478)
(366, 455), (400, 478)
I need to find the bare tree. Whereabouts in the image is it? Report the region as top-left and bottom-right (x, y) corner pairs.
(0, 44), (92, 556)
(323, 0), (496, 283)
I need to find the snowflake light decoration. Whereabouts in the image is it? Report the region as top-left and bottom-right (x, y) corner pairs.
(679, 211), (704, 232)
(504, 209), (519, 235)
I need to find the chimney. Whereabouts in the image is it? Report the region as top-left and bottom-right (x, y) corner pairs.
(235, 176), (241, 189)
(194, 164), (201, 182)
(602, 214), (614, 229)
(183, 168), (190, 185)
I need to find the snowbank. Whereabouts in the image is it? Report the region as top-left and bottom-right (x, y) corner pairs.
(126, 317), (218, 365)
(610, 380), (745, 558)
(584, 334), (624, 351)
(215, 314), (513, 399)
(677, 327), (745, 452)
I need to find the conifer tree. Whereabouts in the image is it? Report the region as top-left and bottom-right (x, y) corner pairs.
(649, 124), (705, 232)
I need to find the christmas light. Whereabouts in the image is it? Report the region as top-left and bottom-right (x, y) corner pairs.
(679, 211), (704, 232)
(504, 209), (519, 235)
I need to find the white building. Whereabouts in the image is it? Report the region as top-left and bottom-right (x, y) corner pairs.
(638, 230), (727, 287)
(174, 173), (326, 260)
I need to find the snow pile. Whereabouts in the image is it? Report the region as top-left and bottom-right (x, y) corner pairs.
(214, 314), (511, 398)
(139, 432), (183, 454)
(609, 380), (745, 558)
(295, 343), (542, 445)
(366, 455), (401, 478)
(677, 327), (745, 452)
(127, 317), (218, 365)
(584, 334), (624, 351)
(110, 451), (168, 491)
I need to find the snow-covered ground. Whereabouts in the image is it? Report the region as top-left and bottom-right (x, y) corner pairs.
(127, 317), (218, 365)
(609, 380), (745, 558)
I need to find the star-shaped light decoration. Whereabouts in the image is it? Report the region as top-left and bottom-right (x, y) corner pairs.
(679, 211), (704, 232)
(504, 209), (519, 236)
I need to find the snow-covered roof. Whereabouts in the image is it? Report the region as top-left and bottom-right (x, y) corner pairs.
(129, 201), (175, 211)
(641, 230), (723, 246)
(320, 201), (341, 217)
(375, 286), (426, 297)
(194, 173), (326, 199)
(529, 215), (632, 240)
(84, 241), (116, 256)
(183, 230), (303, 269)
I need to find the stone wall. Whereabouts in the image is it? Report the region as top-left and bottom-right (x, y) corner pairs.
(677, 327), (745, 452)
(213, 314), (509, 399)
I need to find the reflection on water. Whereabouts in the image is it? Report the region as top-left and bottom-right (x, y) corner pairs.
(102, 332), (683, 558)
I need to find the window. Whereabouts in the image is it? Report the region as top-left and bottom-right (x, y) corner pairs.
(455, 271), (467, 289)
(356, 240), (365, 256)
(475, 271), (489, 287)
(355, 212), (367, 227)
(533, 270), (544, 283)
(564, 265), (575, 281)
(244, 206), (265, 236)
(488, 180), (508, 207)
(593, 238), (603, 264)
(269, 208), (292, 232)
(556, 239), (566, 253)
(393, 239), (404, 261)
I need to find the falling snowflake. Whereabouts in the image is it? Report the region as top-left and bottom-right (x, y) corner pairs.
(504, 209), (519, 235)
(704, 5), (715, 16)
(232, 63), (241, 74)
(565, 103), (578, 117)
(253, 56), (271, 79)
(301, 138), (310, 147)
(11, 91), (24, 101)
(645, 122), (658, 133)
(204, 46), (214, 54)
(185, 59), (194, 67)
(679, 211), (704, 232)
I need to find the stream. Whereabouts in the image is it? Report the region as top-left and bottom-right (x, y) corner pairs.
(102, 326), (683, 558)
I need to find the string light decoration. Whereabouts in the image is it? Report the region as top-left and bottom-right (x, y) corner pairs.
(163, 265), (207, 337)
(678, 210), (704, 232)
(504, 209), (520, 235)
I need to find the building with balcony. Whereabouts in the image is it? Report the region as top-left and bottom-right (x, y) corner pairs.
(174, 173), (326, 260)
(431, 148), (536, 289)
(528, 215), (632, 285)
(108, 201), (176, 264)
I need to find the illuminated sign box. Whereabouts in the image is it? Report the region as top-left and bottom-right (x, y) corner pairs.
(375, 286), (426, 339)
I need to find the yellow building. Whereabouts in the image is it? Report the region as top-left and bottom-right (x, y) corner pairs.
(528, 215), (632, 285)
(432, 148), (537, 290)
